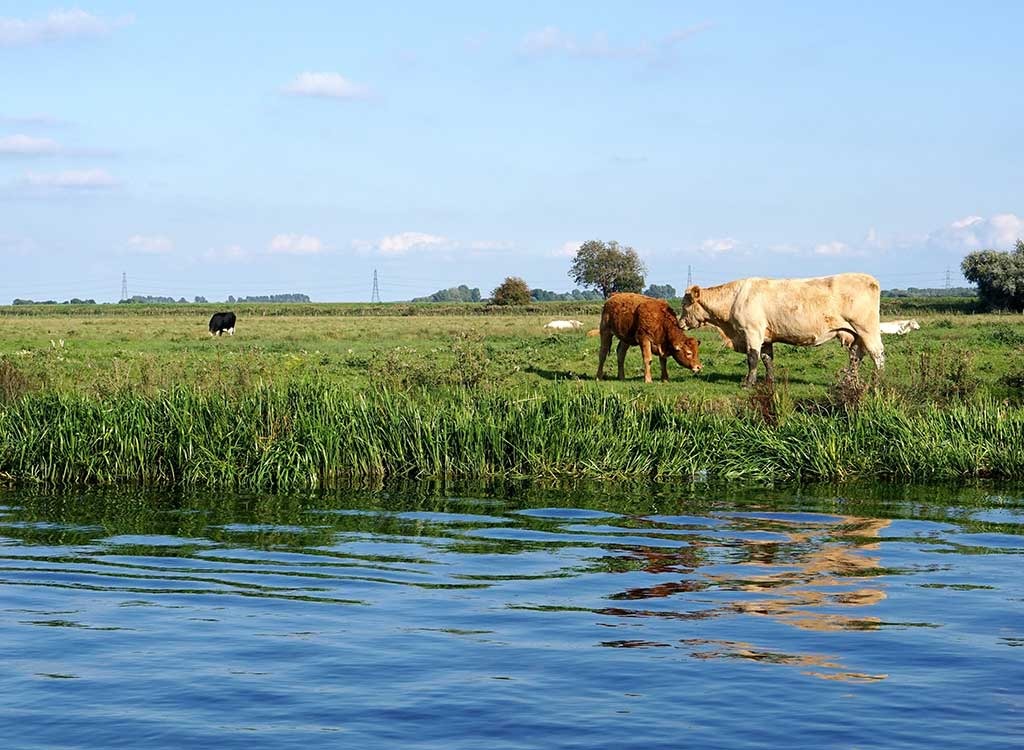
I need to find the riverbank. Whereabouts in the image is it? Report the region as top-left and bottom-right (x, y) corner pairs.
(2, 383), (1022, 487)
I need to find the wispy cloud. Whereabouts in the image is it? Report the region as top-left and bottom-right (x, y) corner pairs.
(928, 213), (1023, 252)
(22, 169), (118, 189)
(0, 113), (69, 128)
(127, 234), (174, 254)
(0, 8), (133, 47)
(268, 233), (325, 255)
(0, 134), (61, 156)
(521, 23), (712, 62)
(813, 241), (850, 256)
(700, 237), (738, 254)
(552, 240), (582, 258)
(282, 72), (370, 99)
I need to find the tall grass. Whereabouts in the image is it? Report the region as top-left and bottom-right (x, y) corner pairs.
(1, 383), (1021, 488)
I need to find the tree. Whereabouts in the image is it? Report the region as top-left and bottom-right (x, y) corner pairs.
(644, 283), (676, 299)
(491, 276), (532, 306)
(569, 240), (646, 297)
(961, 239), (1024, 311)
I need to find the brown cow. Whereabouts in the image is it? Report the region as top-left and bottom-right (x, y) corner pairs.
(679, 273), (884, 386)
(597, 293), (702, 383)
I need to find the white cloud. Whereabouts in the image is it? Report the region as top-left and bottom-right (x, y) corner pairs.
(282, 72), (369, 99)
(376, 232), (448, 255)
(0, 9), (133, 47)
(521, 24), (711, 61)
(0, 134), (60, 155)
(128, 234), (174, 254)
(813, 241), (850, 256)
(700, 237), (738, 254)
(553, 240), (582, 258)
(468, 240), (513, 251)
(929, 213), (1023, 252)
(268, 233), (325, 255)
(23, 169), (118, 189)
(205, 244), (249, 263)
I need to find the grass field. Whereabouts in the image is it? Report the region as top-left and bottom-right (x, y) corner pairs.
(0, 299), (1021, 402)
(1, 299), (1022, 486)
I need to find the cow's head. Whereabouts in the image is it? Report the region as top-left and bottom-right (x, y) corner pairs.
(667, 325), (702, 373)
(678, 285), (708, 330)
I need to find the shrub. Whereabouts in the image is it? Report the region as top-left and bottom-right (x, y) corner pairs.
(490, 277), (532, 306)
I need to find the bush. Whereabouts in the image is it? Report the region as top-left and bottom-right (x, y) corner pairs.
(490, 276), (531, 306)
(961, 239), (1024, 311)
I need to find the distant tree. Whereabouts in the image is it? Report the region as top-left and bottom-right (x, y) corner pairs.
(644, 283), (676, 299)
(412, 285), (481, 303)
(234, 293), (310, 303)
(491, 276), (531, 306)
(569, 240), (646, 297)
(530, 287), (604, 301)
(880, 287), (976, 298)
(194, 296), (208, 303)
(961, 239), (1024, 311)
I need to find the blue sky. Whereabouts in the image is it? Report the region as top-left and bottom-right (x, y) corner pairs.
(1, 2), (1021, 302)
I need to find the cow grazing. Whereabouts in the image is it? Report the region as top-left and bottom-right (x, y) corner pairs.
(679, 274), (884, 386)
(879, 319), (921, 335)
(597, 293), (702, 383)
(544, 319), (583, 331)
(208, 311), (237, 337)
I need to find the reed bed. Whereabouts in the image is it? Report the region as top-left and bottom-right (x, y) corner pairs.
(1, 383), (1021, 488)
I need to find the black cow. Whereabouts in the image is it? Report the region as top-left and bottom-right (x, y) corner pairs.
(208, 311), (237, 337)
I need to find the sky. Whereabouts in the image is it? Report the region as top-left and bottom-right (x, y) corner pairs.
(1, 2), (1021, 303)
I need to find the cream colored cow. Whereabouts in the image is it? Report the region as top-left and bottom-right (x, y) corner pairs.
(679, 273), (885, 386)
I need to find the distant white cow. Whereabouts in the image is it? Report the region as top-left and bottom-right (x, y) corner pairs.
(544, 319), (583, 331)
(879, 319), (921, 335)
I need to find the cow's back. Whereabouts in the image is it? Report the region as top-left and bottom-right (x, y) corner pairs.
(732, 274), (881, 344)
(600, 293), (651, 341)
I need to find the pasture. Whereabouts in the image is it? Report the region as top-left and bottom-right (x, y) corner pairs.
(1, 299), (1023, 486)
(0, 299), (1021, 402)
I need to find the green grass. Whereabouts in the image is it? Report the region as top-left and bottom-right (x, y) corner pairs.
(1, 383), (1022, 487)
(0, 299), (1022, 487)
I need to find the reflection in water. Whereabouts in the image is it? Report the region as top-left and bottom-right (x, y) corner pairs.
(0, 485), (1022, 749)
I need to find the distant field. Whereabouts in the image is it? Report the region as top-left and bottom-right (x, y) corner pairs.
(0, 298), (1020, 402)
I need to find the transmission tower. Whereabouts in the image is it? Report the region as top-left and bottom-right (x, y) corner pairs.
(121, 272), (128, 301)
(945, 267), (951, 289)
(371, 269), (381, 303)
(686, 264), (692, 289)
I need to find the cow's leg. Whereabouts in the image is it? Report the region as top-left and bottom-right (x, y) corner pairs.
(660, 355), (669, 382)
(859, 331), (885, 378)
(616, 340), (630, 380)
(742, 332), (764, 387)
(759, 342), (775, 384)
(640, 340), (654, 383)
(228, 327), (234, 336)
(596, 331), (613, 380)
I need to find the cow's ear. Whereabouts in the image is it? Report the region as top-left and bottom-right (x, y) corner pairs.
(687, 285), (701, 301)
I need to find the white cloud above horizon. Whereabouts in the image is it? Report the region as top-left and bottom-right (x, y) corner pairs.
(22, 169), (118, 189)
(0, 8), (133, 47)
(268, 234), (325, 255)
(521, 23), (711, 61)
(282, 72), (370, 99)
(0, 134), (61, 156)
(928, 213), (1023, 253)
(552, 240), (582, 258)
(127, 234), (174, 254)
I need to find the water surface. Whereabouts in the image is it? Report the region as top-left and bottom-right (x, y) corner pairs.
(1, 484), (1021, 749)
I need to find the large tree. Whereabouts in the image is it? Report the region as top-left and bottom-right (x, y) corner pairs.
(961, 239), (1024, 311)
(568, 240), (646, 298)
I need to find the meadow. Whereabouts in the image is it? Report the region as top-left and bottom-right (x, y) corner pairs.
(0, 298), (1022, 486)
